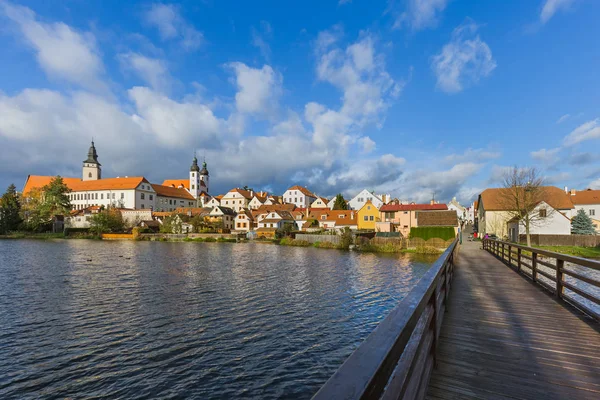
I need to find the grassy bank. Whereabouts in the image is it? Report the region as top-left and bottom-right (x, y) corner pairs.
(278, 237), (445, 254)
(531, 245), (600, 258)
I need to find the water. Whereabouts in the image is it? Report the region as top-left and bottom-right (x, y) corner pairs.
(0, 240), (437, 399)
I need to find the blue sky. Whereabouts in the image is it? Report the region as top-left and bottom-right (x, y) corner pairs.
(1, 0), (599, 204)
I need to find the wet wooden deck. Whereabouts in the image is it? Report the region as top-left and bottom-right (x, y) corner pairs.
(426, 241), (600, 400)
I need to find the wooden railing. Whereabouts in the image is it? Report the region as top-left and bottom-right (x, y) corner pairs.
(312, 239), (459, 400)
(483, 239), (600, 320)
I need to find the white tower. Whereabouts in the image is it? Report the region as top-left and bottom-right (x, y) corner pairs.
(82, 140), (101, 181)
(189, 155), (201, 199)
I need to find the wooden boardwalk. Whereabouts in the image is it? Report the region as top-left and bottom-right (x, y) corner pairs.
(427, 241), (600, 400)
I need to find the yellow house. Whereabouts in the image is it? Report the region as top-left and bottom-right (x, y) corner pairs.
(358, 200), (380, 230)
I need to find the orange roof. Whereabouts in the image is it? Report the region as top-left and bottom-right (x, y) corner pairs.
(286, 185), (316, 198)
(479, 186), (574, 211)
(23, 175), (150, 195)
(151, 184), (195, 200)
(162, 179), (189, 190)
(322, 210), (358, 226)
(570, 189), (600, 205)
(224, 188), (253, 199)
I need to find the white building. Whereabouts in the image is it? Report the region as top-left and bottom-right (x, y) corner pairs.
(507, 201), (572, 241)
(162, 156), (210, 200)
(220, 188), (254, 212)
(447, 197), (467, 222)
(347, 189), (386, 210)
(151, 184), (197, 212)
(311, 197), (329, 208)
(282, 185), (317, 208)
(233, 209), (254, 232)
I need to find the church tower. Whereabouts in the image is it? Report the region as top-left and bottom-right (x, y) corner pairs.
(200, 158), (209, 194)
(83, 140), (101, 181)
(189, 155), (201, 198)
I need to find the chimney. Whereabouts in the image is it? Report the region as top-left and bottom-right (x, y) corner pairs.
(564, 186), (568, 194)
(351, 211), (354, 220)
(430, 199), (435, 205)
(250, 190), (253, 197)
(571, 189), (576, 195)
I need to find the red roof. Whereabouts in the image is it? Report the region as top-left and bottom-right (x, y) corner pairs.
(380, 204), (448, 212)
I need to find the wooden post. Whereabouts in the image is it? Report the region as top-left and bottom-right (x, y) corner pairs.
(517, 248), (522, 272)
(431, 280), (439, 366)
(532, 252), (537, 282)
(556, 259), (565, 299)
(508, 245), (512, 267)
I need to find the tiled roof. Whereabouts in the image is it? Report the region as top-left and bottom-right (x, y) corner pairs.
(479, 186), (574, 211)
(570, 189), (600, 205)
(23, 175), (82, 196)
(151, 184), (195, 200)
(254, 204), (296, 213)
(175, 207), (212, 216)
(225, 188), (253, 199)
(286, 185), (316, 198)
(322, 210), (358, 226)
(417, 211), (458, 227)
(162, 179), (206, 190)
(23, 175), (153, 196)
(380, 203), (448, 212)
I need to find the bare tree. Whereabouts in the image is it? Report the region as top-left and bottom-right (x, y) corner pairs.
(499, 167), (551, 247)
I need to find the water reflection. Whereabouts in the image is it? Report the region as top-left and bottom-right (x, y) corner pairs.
(0, 240), (436, 399)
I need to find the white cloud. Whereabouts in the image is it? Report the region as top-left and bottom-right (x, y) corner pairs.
(556, 113), (570, 124)
(316, 30), (403, 126)
(251, 21), (272, 61)
(393, 0), (449, 31)
(145, 3), (203, 51)
(444, 147), (501, 164)
(359, 136), (376, 153)
(118, 53), (171, 93)
(589, 178), (600, 190)
(563, 119), (600, 146)
(1, 1), (106, 92)
(530, 147), (561, 163)
(226, 62), (283, 116)
(540, 0), (575, 24)
(431, 20), (496, 93)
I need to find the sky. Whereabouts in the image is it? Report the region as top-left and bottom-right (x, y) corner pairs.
(0, 0), (599, 204)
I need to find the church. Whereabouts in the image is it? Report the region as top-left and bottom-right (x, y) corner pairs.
(22, 141), (212, 212)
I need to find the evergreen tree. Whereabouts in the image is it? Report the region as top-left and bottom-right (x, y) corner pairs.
(332, 194), (347, 210)
(0, 184), (22, 233)
(41, 176), (72, 217)
(571, 208), (596, 235)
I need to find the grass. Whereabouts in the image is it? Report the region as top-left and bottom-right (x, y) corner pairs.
(531, 245), (600, 258)
(0, 232), (67, 240)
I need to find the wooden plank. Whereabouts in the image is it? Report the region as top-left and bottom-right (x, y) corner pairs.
(427, 241), (600, 400)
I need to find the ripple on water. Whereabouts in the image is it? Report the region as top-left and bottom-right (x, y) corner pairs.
(0, 240), (437, 399)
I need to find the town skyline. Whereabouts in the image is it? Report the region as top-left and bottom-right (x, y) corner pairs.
(1, 1), (599, 203)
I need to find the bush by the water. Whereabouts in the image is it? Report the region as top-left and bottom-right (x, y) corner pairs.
(409, 227), (455, 241)
(360, 242), (404, 253)
(279, 238), (311, 247)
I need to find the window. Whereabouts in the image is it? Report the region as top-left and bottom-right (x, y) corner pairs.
(243, 223), (247, 228)
(367, 206), (371, 210)
(404, 225), (408, 228)
(404, 211), (408, 215)
(96, 193), (98, 200)
(150, 195), (153, 200)
(539, 208), (547, 218)
(364, 216), (368, 221)
(369, 216), (374, 221)
(192, 173), (195, 177)
(88, 172), (92, 178)
(121, 193), (124, 199)
(237, 223), (241, 228)
(101, 193), (103, 200)
(590, 209), (596, 216)
(141, 204), (145, 209)
(321, 215), (326, 220)
(141, 193), (145, 200)
(192, 185), (195, 190)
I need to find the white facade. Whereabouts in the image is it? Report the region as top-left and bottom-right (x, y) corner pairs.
(282, 186), (316, 208)
(508, 201), (571, 241)
(234, 211), (253, 232)
(120, 209), (153, 226)
(348, 189), (384, 210)
(67, 184), (156, 211)
(248, 196), (266, 210)
(311, 197), (329, 208)
(447, 198), (467, 221)
(220, 190), (252, 212)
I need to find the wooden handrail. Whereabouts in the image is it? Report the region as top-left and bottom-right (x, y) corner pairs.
(483, 239), (600, 321)
(312, 238), (459, 400)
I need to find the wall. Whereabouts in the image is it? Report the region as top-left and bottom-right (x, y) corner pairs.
(518, 234), (600, 247)
(102, 233), (134, 240)
(295, 234), (341, 245)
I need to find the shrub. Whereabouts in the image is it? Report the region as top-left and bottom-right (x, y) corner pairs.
(204, 237), (217, 242)
(414, 246), (442, 255)
(409, 227), (455, 241)
(316, 241), (337, 249)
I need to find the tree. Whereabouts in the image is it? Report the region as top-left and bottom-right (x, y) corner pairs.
(571, 208), (596, 235)
(89, 209), (125, 235)
(41, 176), (72, 217)
(499, 167), (548, 247)
(333, 194), (347, 210)
(20, 187), (47, 231)
(0, 184), (22, 234)
(161, 214), (183, 233)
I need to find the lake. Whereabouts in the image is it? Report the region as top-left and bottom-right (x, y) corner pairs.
(0, 240), (437, 399)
